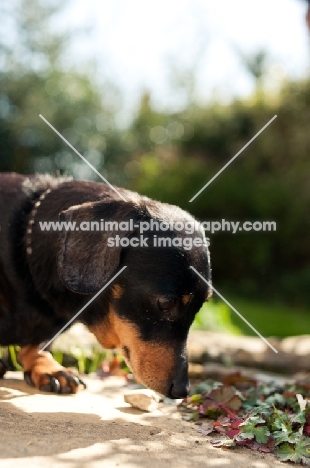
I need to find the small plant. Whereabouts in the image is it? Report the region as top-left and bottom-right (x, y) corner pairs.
(0, 345), (130, 379)
(180, 372), (310, 465)
(51, 346), (130, 378)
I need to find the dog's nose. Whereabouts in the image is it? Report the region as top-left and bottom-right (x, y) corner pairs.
(169, 379), (190, 399)
(168, 364), (190, 399)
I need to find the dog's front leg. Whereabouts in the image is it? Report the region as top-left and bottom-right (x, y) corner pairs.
(18, 345), (86, 394)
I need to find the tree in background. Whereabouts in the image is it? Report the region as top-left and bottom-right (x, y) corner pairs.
(0, 0), (124, 183)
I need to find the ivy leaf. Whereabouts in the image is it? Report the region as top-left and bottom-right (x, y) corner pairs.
(264, 393), (286, 406)
(240, 415), (265, 426)
(273, 430), (302, 446)
(194, 381), (222, 394)
(248, 406), (272, 419)
(200, 385), (242, 417)
(238, 426), (270, 444)
(238, 416), (270, 444)
(210, 386), (242, 410)
(291, 409), (307, 425)
(275, 438), (310, 464)
(242, 387), (262, 408)
(180, 375), (310, 462)
(259, 382), (281, 396)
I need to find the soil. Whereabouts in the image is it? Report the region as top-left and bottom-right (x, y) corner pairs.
(0, 371), (302, 468)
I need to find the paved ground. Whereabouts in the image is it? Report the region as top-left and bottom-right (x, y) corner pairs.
(0, 371), (300, 468)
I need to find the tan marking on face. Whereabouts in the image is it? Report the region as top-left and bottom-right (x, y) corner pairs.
(88, 312), (120, 349)
(89, 308), (176, 395)
(182, 294), (191, 306)
(111, 284), (124, 299)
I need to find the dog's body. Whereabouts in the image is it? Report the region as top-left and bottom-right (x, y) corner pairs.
(0, 173), (211, 397)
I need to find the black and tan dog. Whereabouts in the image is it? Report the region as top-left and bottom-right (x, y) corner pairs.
(0, 172), (211, 398)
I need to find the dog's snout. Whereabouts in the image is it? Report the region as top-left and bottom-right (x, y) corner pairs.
(168, 364), (190, 399)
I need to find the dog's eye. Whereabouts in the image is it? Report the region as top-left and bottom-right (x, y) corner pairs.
(157, 297), (177, 311)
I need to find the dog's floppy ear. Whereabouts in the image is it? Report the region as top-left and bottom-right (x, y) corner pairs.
(57, 199), (140, 294)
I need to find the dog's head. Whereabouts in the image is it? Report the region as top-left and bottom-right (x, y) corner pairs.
(57, 195), (211, 398)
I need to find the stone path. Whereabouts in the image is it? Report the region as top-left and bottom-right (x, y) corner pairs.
(0, 371), (301, 468)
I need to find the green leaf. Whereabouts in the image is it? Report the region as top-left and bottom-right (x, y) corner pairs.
(264, 393), (286, 406)
(291, 410), (307, 425)
(238, 426), (270, 444)
(248, 406), (271, 418)
(239, 415), (265, 427)
(239, 416), (270, 443)
(194, 381), (222, 394)
(273, 430), (301, 446)
(253, 426), (271, 444)
(190, 394), (204, 404)
(275, 438), (310, 465)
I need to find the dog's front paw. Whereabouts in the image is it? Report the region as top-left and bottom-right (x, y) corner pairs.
(24, 368), (86, 394)
(19, 346), (86, 394)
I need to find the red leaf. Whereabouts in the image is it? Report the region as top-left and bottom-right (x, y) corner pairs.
(231, 418), (244, 429)
(227, 428), (241, 439)
(209, 386), (242, 411)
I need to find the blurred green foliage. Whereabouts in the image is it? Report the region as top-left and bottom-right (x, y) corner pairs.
(192, 300), (241, 335)
(0, 345), (128, 375)
(228, 297), (310, 338)
(128, 88), (310, 308)
(0, 0), (310, 315)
